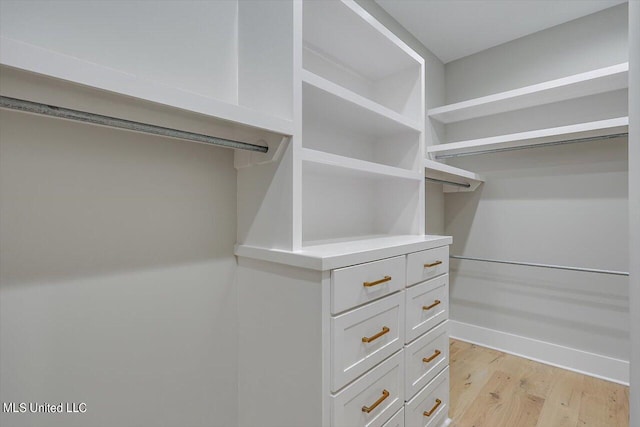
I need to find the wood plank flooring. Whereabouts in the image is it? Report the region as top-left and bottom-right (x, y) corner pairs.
(448, 339), (629, 427)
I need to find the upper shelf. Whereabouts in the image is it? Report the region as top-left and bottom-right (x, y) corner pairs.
(0, 37), (294, 137)
(424, 159), (484, 192)
(428, 63), (629, 124)
(302, 69), (422, 133)
(427, 117), (629, 159)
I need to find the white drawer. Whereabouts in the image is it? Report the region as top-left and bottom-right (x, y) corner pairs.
(407, 246), (449, 286)
(405, 367), (449, 427)
(332, 256), (406, 314)
(332, 351), (404, 427)
(332, 292), (405, 391)
(405, 321), (449, 399)
(381, 408), (404, 427)
(405, 275), (448, 343)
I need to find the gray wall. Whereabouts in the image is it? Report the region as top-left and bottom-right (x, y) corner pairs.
(628, 0), (639, 423)
(444, 4), (630, 362)
(356, 0), (446, 235)
(0, 111), (238, 427)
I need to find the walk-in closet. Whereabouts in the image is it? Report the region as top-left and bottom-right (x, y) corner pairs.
(0, 1), (638, 426)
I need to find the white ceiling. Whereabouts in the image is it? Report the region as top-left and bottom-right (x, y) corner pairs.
(375, 0), (627, 64)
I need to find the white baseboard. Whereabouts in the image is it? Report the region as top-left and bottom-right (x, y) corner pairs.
(448, 320), (629, 386)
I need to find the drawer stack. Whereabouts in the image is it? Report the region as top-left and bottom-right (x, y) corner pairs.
(330, 255), (406, 426)
(329, 246), (450, 427)
(404, 247), (450, 427)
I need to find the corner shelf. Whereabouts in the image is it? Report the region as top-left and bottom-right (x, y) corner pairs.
(302, 69), (421, 133)
(427, 117), (629, 159)
(428, 63), (628, 124)
(302, 148), (421, 181)
(424, 159), (484, 193)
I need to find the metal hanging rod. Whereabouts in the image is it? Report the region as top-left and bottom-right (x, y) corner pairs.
(450, 255), (629, 277)
(0, 96), (269, 153)
(425, 177), (471, 188)
(434, 132), (628, 160)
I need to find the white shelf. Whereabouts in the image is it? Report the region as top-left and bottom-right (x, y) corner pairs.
(302, 69), (421, 133)
(302, 148), (421, 181)
(235, 235), (452, 270)
(427, 117), (629, 159)
(428, 63), (629, 124)
(0, 37), (293, 136)
(424, 159), (484, 193)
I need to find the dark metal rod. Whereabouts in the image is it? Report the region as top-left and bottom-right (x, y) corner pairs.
(434, 132), (628, 160)
(425, 177), (471, 188)
(450, 255), (629, 276)
(0, 96), (269, 153)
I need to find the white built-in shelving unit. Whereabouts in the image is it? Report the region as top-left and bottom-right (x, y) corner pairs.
(299, 0), (425, 247)
(425, 62), (630, 189)
(235, 0), (426, 252)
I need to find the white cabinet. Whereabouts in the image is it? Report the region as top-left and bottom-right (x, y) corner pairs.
(237, 237), (452, 427)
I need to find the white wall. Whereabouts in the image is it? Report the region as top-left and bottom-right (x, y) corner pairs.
(355, 0), (446, 235)
(443, 4), (630, 375)
(628, 0), (639, 423)
(0, 110), (238, 426)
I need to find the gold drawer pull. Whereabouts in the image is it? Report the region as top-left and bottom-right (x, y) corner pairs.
(363, 276), (392, 287)
(423, 349), (441, 363)
(361, 389), (390, 413)
(423, 399), (442, 417)
(423, 300), (441, 311)
(362, 326), (390, 343)
(424, 261), (443, 268)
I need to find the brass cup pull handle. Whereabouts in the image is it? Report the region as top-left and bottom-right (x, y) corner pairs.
(424, 261), (443, 268)
(423, 399), (442, 417)
(423, 349), (442, 364)
(362, 326), (390, 343)
(361, 389), (390, 413)
(363, 276), (392, 287)
(423, 300), (441, 311)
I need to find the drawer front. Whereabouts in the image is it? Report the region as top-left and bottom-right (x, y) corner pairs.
(405, 321), (449, 399)
(332, 292), (405, 391)
(407, 246), (449, 286)
(332, 351), (405, 427)
(332, 256), (406, 314)
(405, 367), (449, 427)
(405, 275), (448, 343)
(381, 408), (404, 427)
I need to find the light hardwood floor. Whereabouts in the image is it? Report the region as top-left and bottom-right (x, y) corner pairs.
(448, 339), (629, 427)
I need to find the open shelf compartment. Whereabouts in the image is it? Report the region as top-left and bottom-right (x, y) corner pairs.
(302, 0), (423, 123)
(302, 71), (422, 172)
(301, 161), (423, 246)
